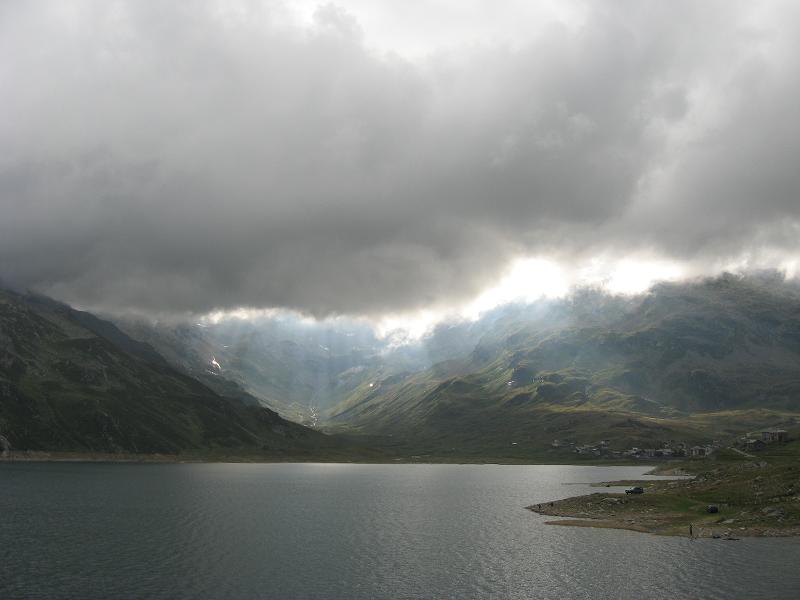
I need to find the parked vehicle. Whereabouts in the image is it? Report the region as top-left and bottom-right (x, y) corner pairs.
(625, 486), (644, 495)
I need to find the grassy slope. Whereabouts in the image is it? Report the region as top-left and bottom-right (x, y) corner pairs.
(116, 318), (389, 425)
(529, 432), (800, 537)
(0, 290), (359, 456)
(324, 276), (800, 455)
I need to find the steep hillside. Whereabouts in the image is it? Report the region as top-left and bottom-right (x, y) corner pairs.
(0, 290), (342, 455)
(115, 315), (430, 424)
(501, 275), (800, 412)
(324, 275), (800, 453)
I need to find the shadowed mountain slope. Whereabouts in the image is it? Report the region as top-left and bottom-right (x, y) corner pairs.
(0, 289), (342, 455)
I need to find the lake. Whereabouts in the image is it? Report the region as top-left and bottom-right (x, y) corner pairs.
(1, 462), (798, 599)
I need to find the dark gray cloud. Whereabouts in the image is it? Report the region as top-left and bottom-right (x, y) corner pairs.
(2, 1), (800, 317)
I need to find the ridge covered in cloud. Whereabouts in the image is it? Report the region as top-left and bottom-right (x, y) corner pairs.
(2, 0), (799, 318)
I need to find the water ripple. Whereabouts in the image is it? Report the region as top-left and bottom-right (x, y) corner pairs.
(1, 463), (798, 599)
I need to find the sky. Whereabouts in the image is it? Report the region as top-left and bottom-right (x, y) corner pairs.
(2, 0), (800, 329)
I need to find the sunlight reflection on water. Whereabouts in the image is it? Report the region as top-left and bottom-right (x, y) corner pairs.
(0, 463), (797, 599)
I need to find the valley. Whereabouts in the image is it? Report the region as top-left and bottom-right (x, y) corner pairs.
(3, 273), (800, 462)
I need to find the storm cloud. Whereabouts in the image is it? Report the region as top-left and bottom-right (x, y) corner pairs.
(2, 1), (800, 317)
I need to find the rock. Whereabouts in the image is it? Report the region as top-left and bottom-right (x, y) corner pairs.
(761, 506), (786, 519)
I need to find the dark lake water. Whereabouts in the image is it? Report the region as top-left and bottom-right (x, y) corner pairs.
(1, 462), (798, 599)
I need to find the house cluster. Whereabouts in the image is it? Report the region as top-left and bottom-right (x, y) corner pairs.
(552, 439), (608, 456)
(552, 438), (716, 459)
(687, 445), (715, 458)
(625, 447), (678, 458)
(622, 442), (716, 459)
(740, 429), (789, 452)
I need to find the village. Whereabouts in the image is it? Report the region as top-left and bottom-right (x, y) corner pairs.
(551, 428), (790, 460)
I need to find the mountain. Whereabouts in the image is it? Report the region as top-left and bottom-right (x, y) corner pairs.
(0, 289), (346, 456)
(322, 274), (800, 454)
(63, 272), (800, 459)
(114, 313), (435, 425)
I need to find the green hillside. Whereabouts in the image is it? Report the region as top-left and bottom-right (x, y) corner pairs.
(0, 289), (345, 456)
(3, 274), (798, 460)
(115, 314), (427, 425)
(323, 275), (800, 456)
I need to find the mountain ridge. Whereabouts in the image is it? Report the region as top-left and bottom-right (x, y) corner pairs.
(319, 274), (800, 454)
(0, 288), (345, 456)
(5, 273), (799, 459)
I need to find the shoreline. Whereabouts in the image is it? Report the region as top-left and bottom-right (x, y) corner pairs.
(540, 517), (800, 538)
(527, 459), (800, 538)
(10, 453), (798, 538)
(528, 495), (800, 538)
(0, 450), (668, 466)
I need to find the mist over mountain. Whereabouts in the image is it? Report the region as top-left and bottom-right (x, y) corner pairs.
(83, 273), (800, 456)
(2, 264), (799, 458)
(4, 1), (800, 318)
(6, 5), (800, 597)
(3, 2), (800, 461)
(320, 273), (800, 453)
(113, 310), (487, 424)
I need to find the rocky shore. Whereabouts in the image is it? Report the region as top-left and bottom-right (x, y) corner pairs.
(528, 457), (800, 538)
